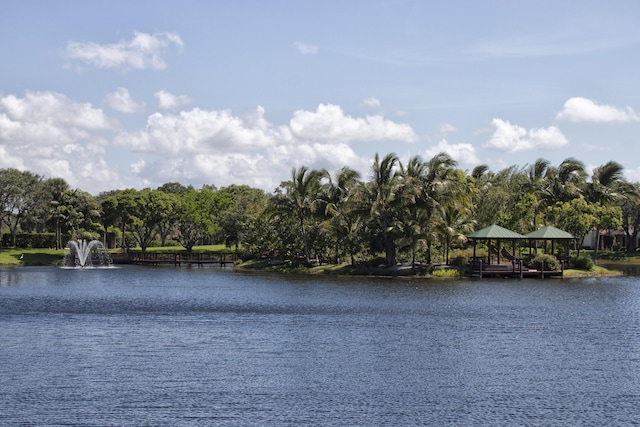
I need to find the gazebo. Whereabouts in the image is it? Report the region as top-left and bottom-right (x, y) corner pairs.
(467, 224), (525, 265)
(523, 226), (577, 261)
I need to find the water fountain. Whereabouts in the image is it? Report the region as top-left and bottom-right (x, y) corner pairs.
(64, 239), (113, 268)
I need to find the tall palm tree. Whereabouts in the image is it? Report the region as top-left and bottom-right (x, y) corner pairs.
(395, 152), (461, 266)
(587, 161), (627, 204)
(522, 158), (551, 230)
(397, 155), (428, 266)
(436, 203), (476, 265)
(363, 153), (401, 267)
(272, 166), (324, 264)
(321, 167), (362, 264)
(586, 161), (629, 259)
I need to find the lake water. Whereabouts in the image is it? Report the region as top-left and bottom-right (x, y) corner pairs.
(1, 266), (640, 426)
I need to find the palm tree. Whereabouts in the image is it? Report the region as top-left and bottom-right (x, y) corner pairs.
(522, 158), (551, 231)
(362, 153), (401, 267)
(321, 167), (362, 264)
(436, 203), (476, 265)
(272, 166), (324, 264)
(585, 161), (629, 259)
(547, 158), (587, 204)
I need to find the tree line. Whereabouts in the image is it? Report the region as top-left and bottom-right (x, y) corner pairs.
(1, 153), (638, 266)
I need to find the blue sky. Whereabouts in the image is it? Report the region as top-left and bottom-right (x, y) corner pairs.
(2, 0), (640, 194)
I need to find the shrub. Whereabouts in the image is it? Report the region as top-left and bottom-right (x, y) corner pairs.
(529, 254), (560, 271)
(572, 255), (594, 271)
(449, 254), (469, 267)
(431, 268), (461, 278)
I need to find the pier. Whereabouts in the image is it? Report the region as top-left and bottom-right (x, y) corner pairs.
(468, 258), (564, 279)
(112, 252), (238, 267)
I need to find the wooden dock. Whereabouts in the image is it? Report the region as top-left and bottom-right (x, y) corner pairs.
(113, 252), (238, 267)
(468, 259), (564, 279)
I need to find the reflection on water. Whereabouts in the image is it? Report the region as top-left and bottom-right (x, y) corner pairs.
(1, 266), (640, 425)
(599, 262), (640, 276)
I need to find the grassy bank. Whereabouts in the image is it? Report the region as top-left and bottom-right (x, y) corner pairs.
(0, 248), (65, 266)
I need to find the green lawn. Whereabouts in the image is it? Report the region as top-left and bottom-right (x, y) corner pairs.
(0, 248), (65, 266)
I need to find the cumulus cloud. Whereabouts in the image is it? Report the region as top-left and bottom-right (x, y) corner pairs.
(556, 97), (639, 123)
(625, 166), (640, 183)
(114, 106), (287, 155)
(485, 118), (568, 152)
(114, 104), (409, 191)
(0, 91), (120, 192)
(289, 104), (417, 143)
(154, 90), (191, 110)
(66, 31), (183, 71)
(425, 139), (479, 165)
(293, 41), (318, 55)
(104, 87), (145, 113)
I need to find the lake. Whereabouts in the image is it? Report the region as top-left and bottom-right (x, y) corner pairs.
(1, 265), (639, 425)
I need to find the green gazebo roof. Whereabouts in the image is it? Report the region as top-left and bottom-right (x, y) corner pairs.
(524, 226), (575, 240)
(467, 224), (525, 239)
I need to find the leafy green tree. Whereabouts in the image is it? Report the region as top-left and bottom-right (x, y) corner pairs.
(548, 198), (596, 256)
(112, 189), (137, 250)
(0, 169), (44, 247)
(175, 187), (230, 254)
(472, 165), (526, 228)
(128, 189), (177, 252)
(59, 189), (102, 240)
(44, 177), (70, 249)
(222, 189), (272, 257)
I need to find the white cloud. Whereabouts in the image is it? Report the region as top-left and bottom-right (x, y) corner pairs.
(362, 97), (381, 108)
(104, 87), (145, 113)
(485, 118), (568, 152)
(625, 166), (640, 183)
(556, 97), (639, 123)
(66, 31), (183, 71)
(289, 104), (417, 143)
(114, 103), (407, 191)
(425, 139), (479, 166)
(114, 106), (285, 155)
(293, 41), (318, 55)
(0, 91), (116, 143)
(154, 90), (191, 110)
(0, 91), (119, 192)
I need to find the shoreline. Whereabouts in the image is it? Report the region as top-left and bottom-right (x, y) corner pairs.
(0, 248), (630, 278)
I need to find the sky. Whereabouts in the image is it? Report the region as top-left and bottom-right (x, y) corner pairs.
(2, 0), (640, 195)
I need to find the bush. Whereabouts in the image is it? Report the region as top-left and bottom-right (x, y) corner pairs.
(2, 233), (57, 248)
(449, 255), (469, 267)
(529, 254), (560, 271)
(431, 268), (461, 278)
(572, 255), (594, 271)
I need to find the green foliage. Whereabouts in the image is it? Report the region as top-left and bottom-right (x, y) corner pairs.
(529, 253), (560, 271)
(430, 268), (461, 278)
(449, 254), (469, 267)
(1, 233), (57, 248)
(572, 255), (594, 270)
